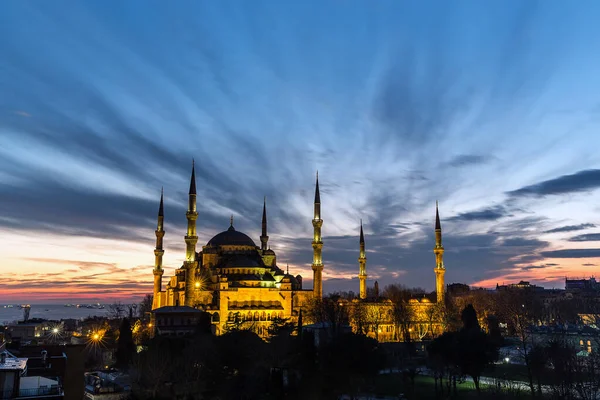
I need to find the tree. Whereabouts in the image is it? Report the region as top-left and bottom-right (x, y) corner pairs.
(546, 337), (577, 399)
(115, 318), (135, 370)
(216, 330), (269, 399)
(457, 327), (498, 394)
(529, 344), (548, 396)
(428, 304), (499, 395)
(268, 316), (296, 337)
(363, 304), (387, 341)
(498, 291), (538, 397)
(305, 294), (348, 338)
(383, 284), (416, 342)
(427, 331), (460, 398)
(132, 337), (176, 398)
(223, 311), (253, 332)
(350, 301), (368, 335)
(486, 314), (504, 348)
(107, 301), (126, 320)
(461, 304), (480, 331)
(319, 333), (385, 398)
(426, 302), (446, 338)
(138, 294), (153, 319)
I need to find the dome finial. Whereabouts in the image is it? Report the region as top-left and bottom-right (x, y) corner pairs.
(230, 214), (234, 227)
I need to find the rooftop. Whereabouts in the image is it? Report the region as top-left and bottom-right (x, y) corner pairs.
(0, 350), (27, 371)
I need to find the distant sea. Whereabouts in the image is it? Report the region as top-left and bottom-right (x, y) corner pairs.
(0, 304), (109, 325)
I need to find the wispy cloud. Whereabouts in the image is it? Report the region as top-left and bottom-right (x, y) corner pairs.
(508, 170), (600, 197)
(11, 110), (31, 117)
(540, 249), (600, 258)
(0, 1), (599, 300)
(568, 233), (600, 242)
(544, 223), (596, 234)
(448, 206), (508, 222)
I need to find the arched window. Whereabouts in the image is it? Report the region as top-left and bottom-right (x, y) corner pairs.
(254, 311), (259, 321)
(213, 313), (220, 323)
(228, 312), (233, 321)
(267, 313), (271, 321)
(261, 311), (266, 321)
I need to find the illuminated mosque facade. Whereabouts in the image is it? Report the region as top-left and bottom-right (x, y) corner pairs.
(151, 163), (447, 340)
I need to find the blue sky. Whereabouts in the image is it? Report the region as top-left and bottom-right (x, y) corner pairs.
(1, 0), (600, 302)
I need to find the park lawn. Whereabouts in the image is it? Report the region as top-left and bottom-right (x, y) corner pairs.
(485, 363), (591, 389)
(484, 363), (556, 386)
(373, 374), (483, 399)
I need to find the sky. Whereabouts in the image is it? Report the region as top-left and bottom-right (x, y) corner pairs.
(1, 0), (600, 303)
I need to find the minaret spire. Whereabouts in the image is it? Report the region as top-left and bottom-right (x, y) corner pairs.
(153, 188), (165, 308)
(158, 187), (164, 218)
(358, 219), (367, 299)
(434, 201), (446, 303)
(260, 196), (269, 251)
(314, 170), (320, 204)
(189, 159), (196, 195)
(311, 171), (324, 298)
(435, 200), (441, 231)
(184, 160), (199, 306)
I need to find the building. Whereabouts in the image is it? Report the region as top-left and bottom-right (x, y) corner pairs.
(151, 306), (205, 337)
(84, 371), (130, 400)
(151, 165), (321, 336)
(496, 281), (545, 292)
(150, 165), (448, 341)
(0, 348), (63, 399)
(347, 202), (447, 342)
(566, 277), (599, 292)
(7, 321), (50, 345)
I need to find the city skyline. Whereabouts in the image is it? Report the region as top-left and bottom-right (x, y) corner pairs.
(1, 0), (600, 303)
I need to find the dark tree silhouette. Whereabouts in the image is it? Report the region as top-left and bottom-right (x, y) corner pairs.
(319, 333), (385, 398)
(528, 344), (548, 396)
(115, 318), (135, 370)
(461, 304), (480, 331)
(457, 305), (498, 394)
(268, 317), (296, 337)
(428, 304), (499, 396)
(138, 294), (153, 319)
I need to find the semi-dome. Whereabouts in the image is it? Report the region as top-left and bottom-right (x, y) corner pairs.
(207, 225), (257, 247)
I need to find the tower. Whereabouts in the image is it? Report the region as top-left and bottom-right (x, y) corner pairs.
(311, 172), (324, 299)
(434, 201), (446, 303)
(184, 161), (199, 306)
(260, 197), (269, 251)
(153, 188), (165, 301)
(358, 220), (367, 299)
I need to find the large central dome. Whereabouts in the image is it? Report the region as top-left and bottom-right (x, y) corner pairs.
(207, 225), (257, 247)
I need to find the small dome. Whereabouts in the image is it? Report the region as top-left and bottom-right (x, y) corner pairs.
(207, 225), (257, 247)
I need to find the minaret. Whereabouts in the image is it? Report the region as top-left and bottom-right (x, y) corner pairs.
(184, 161), (199, 306)
(260, 197), (269, 251)
(153, 188), (165, 302)
(358, 220), (367, 300)
(311, 171), (324, 299)
(434, 201), (446, 303)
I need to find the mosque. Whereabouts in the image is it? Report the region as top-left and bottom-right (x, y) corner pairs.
(150, 163), (447, 340)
